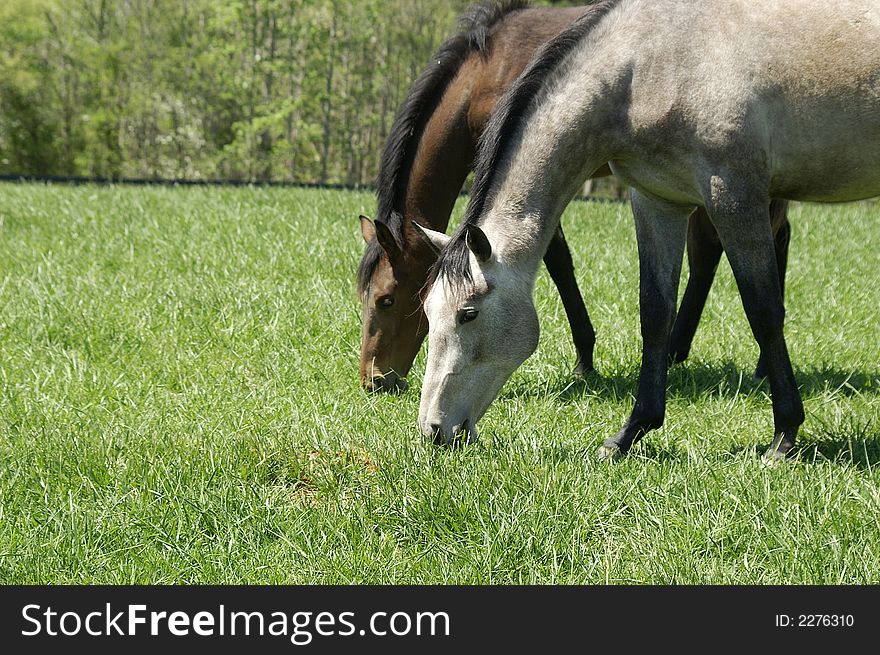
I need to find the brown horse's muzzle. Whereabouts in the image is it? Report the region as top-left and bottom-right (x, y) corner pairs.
(363, 371), (408, 394)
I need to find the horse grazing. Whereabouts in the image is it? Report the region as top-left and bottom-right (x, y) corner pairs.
(417, 0), (879, 460)
(358, 1), (593, 393)
(357, 0), (791, 393)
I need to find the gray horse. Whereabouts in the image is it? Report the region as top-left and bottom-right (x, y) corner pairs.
(415, 0), (880, 460)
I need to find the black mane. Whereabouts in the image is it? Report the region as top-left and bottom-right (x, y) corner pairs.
(358, 0), (529, 296)
(427, 0), (620, 293)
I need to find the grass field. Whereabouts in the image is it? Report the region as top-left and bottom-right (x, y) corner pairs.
(1, 183), (878, 584)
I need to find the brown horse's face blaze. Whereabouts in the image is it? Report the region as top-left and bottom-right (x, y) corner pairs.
(358, 216), (431, 393)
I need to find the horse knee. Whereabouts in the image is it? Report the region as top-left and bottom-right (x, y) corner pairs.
(749, 305), (786, 345)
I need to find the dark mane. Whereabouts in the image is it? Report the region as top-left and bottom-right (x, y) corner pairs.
(427, 0), (620, 294)
(358, 0), (530, 296)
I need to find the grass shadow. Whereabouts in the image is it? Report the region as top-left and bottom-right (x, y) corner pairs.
(523, 360), (880, 404)
(723, 416), (880, 469)
(492, 439), (684, 465)
(798, 416), (880, 469)
(726, 439), (880, 470)
(794, 438), (880, 469)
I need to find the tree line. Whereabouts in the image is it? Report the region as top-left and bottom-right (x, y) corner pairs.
(1, 1), (628, 196)
(0, 0), (487, 184)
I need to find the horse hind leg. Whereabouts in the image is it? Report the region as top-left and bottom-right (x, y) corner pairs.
(668, 207), (723, 366)
(671, 200), (792, 380)
(598, 190), (692, 460)
(543, 225), (596, 377)
(753, 200), (791, 380)
(706, 181), (803, 462)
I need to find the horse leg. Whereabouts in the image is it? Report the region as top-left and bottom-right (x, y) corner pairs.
(543, 225), (596, 377)
(668, 207), (723, 365)
(707, 187), (803, 461)
(753, 200), (791, 380)
(598, 190), (691, 460)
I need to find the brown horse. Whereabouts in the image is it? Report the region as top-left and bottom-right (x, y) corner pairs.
(358, 0), (790, 392)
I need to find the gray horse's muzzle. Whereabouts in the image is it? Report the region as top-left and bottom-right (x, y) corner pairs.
(422, 418), (477, 446)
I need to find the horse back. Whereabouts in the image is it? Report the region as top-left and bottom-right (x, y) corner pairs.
(610, 0), (880, 202)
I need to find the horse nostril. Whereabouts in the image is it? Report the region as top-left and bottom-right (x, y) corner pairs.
(428, 423), (445, 445)
(457, 420), (477, 445)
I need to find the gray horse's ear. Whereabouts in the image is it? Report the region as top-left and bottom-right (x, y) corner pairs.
(412, 222), (450, 256)
(359, 215), (376, 244)
(466, 226), (492, 262)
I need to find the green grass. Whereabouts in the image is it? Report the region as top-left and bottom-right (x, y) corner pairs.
(0, 183), (878, 584)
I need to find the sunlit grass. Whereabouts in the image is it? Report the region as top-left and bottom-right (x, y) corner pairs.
(0, 183), (878, 583)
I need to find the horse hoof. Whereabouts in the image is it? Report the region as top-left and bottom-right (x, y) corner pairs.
(752, 366), (768, 382)
(596, 444), (625, 462)
(572, 362), (595, 380)
(761, 445), (792, 466)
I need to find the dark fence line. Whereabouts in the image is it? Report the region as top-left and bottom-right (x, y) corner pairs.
(0, 173), (626, 204)
(0, 173), (372, 191)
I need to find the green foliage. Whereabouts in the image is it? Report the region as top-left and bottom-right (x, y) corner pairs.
(0, 0), (478, 182)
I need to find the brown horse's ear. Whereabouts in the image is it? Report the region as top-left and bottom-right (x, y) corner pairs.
(373, 219), (401, 260)
(466, 226), (492, 262)
(360, 215), (376, 244)
(412, 221), (450, 256)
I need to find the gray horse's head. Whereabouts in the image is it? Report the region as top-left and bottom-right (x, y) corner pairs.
(414, 222), (539, 445)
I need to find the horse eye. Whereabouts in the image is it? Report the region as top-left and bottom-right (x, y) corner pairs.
(459, 308), (479, 324)
(378, 296), (395, 309)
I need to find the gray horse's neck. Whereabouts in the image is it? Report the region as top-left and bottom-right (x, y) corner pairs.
(478, 79), (627, 278)
(478, 0), (880, 271)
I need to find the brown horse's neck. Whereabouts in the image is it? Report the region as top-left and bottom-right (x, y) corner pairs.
(400, 6), (591, 250)
(401, 60), (478, 240)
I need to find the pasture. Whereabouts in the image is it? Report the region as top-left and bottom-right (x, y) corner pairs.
(0, 182), (878, 583)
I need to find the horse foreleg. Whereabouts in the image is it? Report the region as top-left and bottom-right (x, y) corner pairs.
(543, 225), (596, 377)
(668, 207), (723, 366)
(708, 187), (803, 462)
(598, 190), (691, 460)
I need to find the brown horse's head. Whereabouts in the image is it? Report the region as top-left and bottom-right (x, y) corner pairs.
(357, 215), (435, 393)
